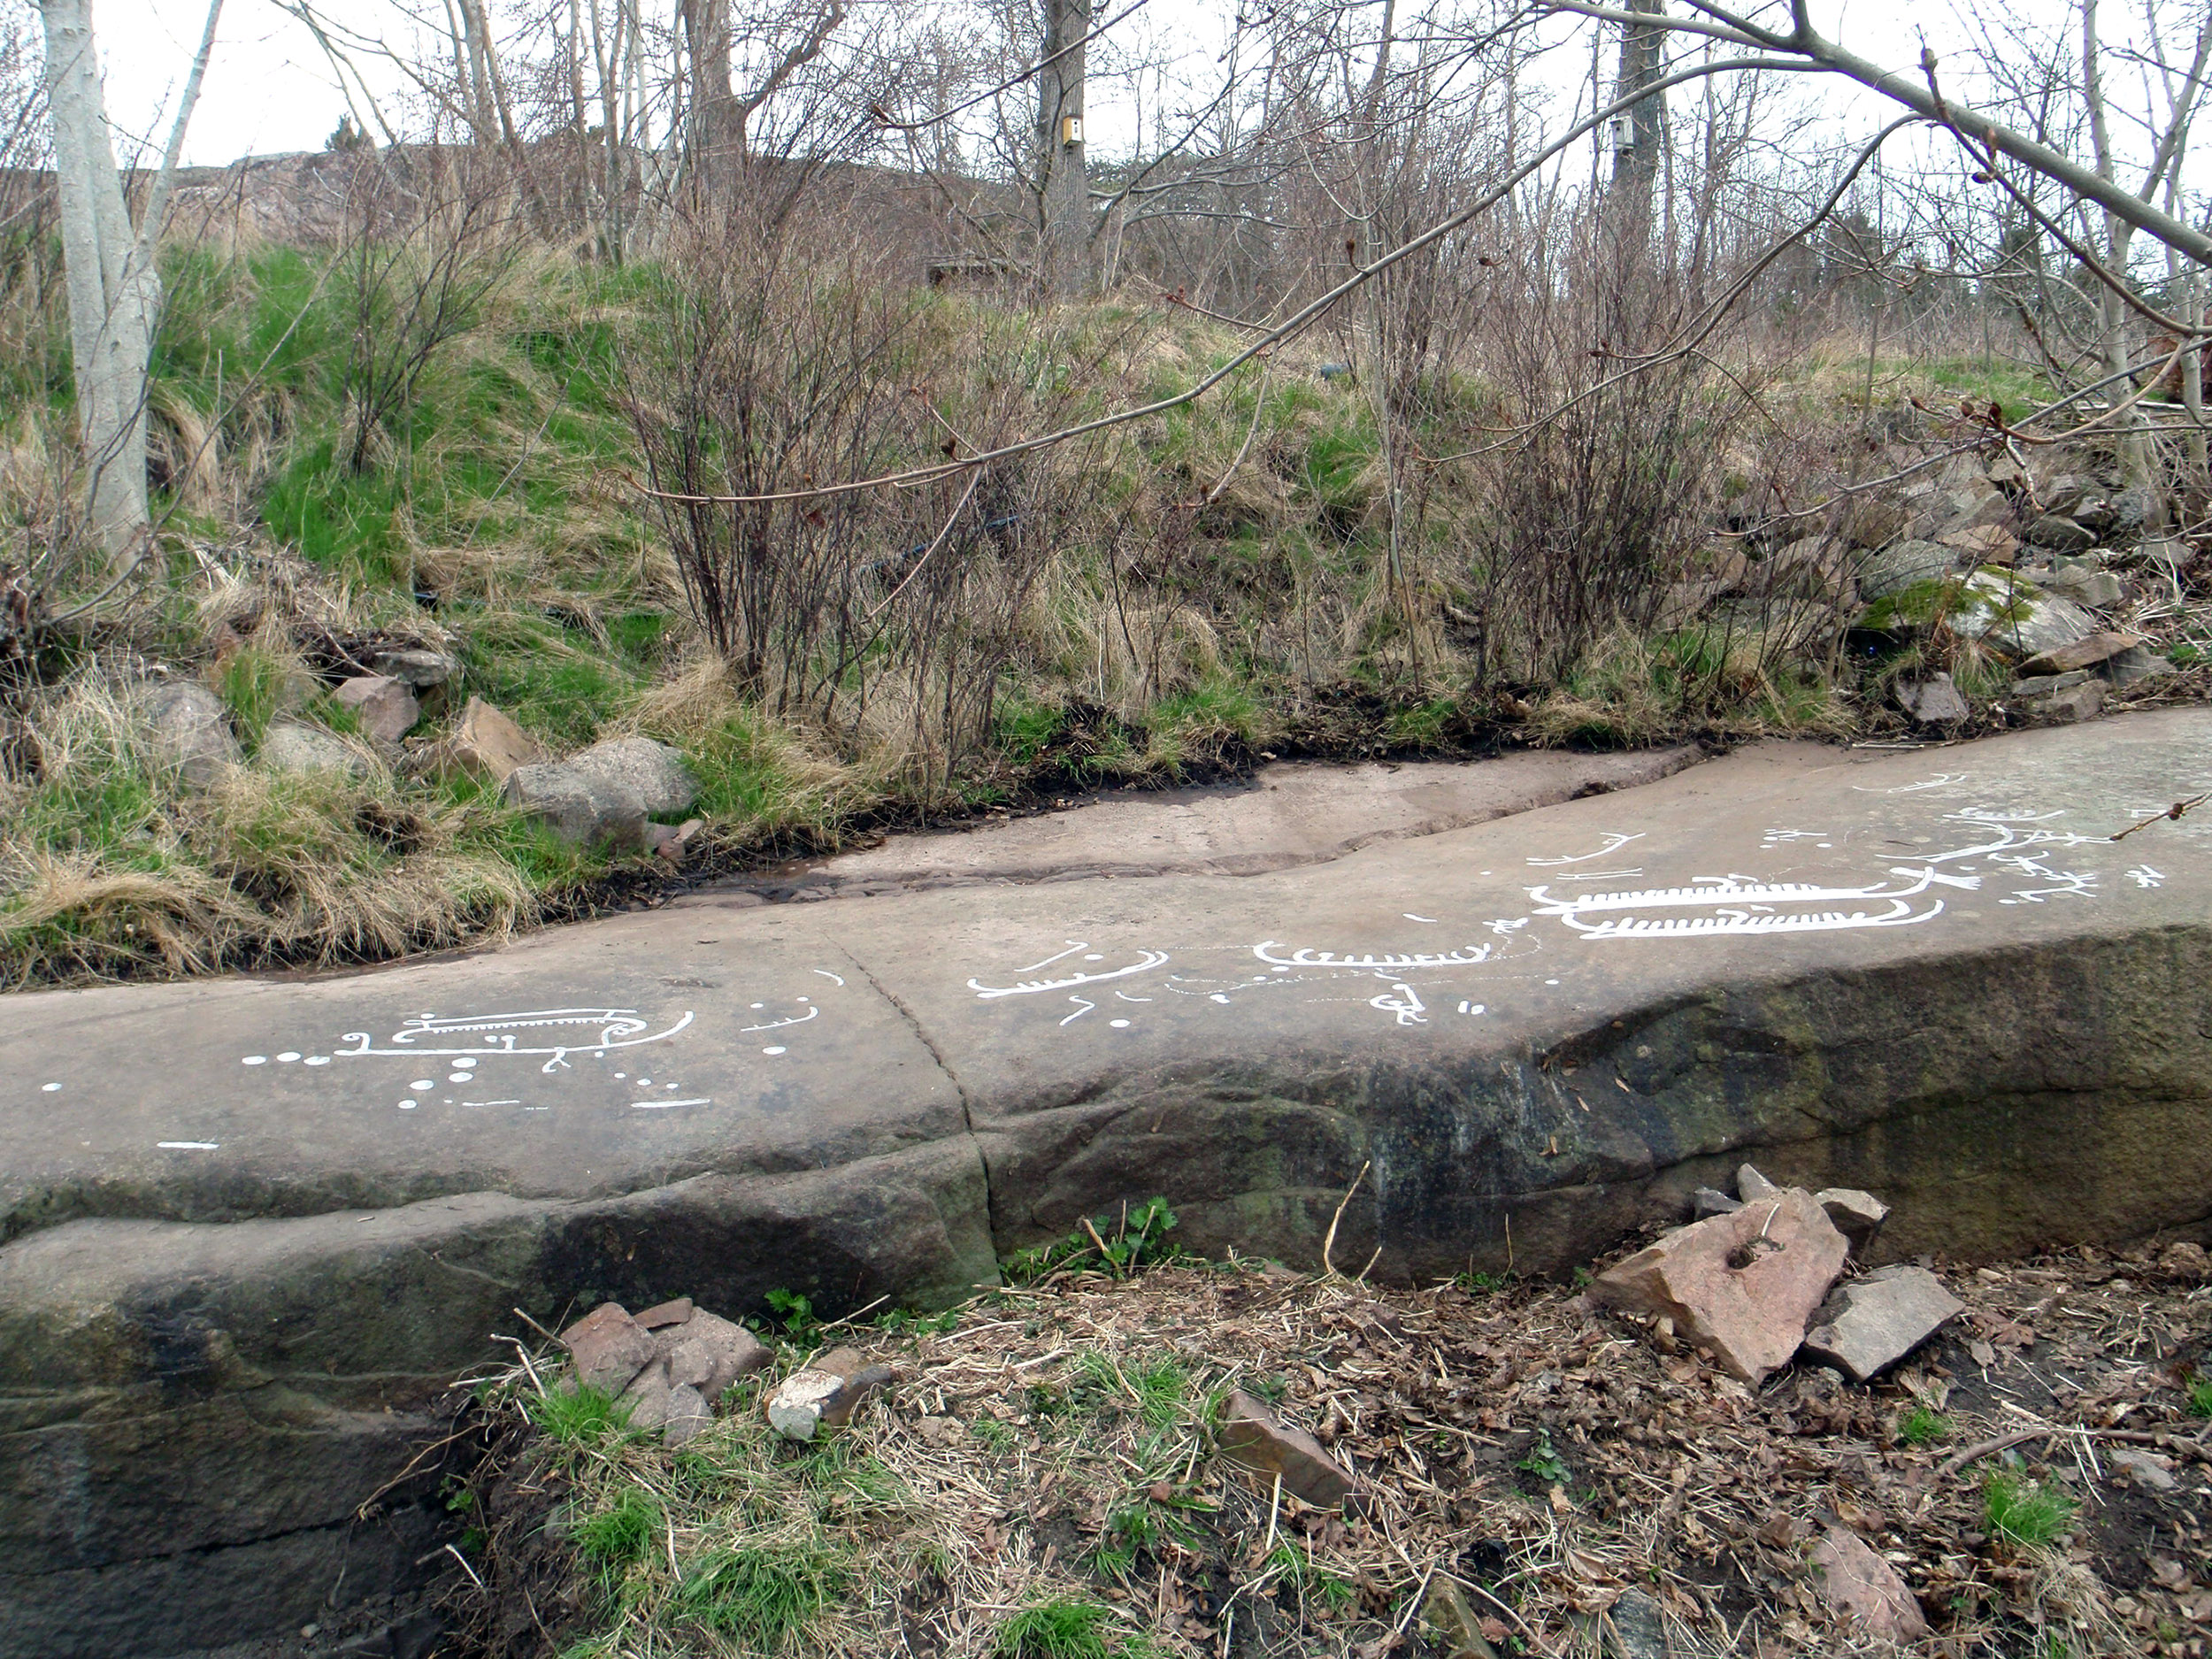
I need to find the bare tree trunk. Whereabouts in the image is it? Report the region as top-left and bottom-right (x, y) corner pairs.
(1035, 0), (1090, 296)
(40, 0), (217, 574)
(1609, 0), (1665, 242)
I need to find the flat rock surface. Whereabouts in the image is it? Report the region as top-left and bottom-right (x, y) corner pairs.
(727, 746), (1696, 891)
(9, 714), (2212, 1655)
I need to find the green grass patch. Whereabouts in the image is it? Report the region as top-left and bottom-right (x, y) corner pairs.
(572, 1487), (661, 1589)
(674, 1541), (849, 1646)
(1898, 1404), (1953, 1447)
(995, 1597), (1113, 1659)
(1983, 1470), (2076, 1548)
(2187, 1376), (2212, 1418)
(523, 1384), (632, 1448)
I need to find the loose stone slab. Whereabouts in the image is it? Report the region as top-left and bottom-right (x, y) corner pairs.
(1217, 1388), (1356, 1508)
(1802, 1265), (1963, 1382)
(1811, 1523), (1928, 1641)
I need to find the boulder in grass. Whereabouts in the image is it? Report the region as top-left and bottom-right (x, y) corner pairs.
(442, 697), (549, 786)
(503, 761), (650, 849)
(142, 680), (241, 787)
(333, 674), (420, 745)
(367, 647), (459, 689)
(567, 736), (698, 817)
(1854, 539), (1957, 602)
(259, 719), (365, 779)
(1894, 672), (1969, 726)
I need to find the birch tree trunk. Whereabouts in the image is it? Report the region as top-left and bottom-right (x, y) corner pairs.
(40, 0), (156, 568)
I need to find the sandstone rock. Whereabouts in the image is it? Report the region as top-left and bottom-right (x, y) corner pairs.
(2016, 630), (2139, 678)
(1591, 1188), (1848, 1384)
(443, 697), (548, 785)
(2052, 565), (2124, 608)
(1940, 523), (2019, 565)
(2108, 646), (2178, 691)
(2108, 483), (2160, 536)
(1985, 453), (2027, 490)
(142, 680), (240, 787)
(258, 719), (365, 778)
(1895, 672), (1969, 726)
(1422, 1578), (1504, 1658)
(1802, 1265), (1962, 1382)
(648, 818), (706, 864)
(1693, 1187), (1741, 1219)
(1597, 1588), (1669, 1659)
(367, 647), (458, 689)
(2109, 1448), (2178, 1491)
(2036, 472), (2093, 515)
(766, 1346), (895, 1440)
(559, 1302), (658, 1395)
(618, 1355), (673, 1430)
(1839, 498), (1910, 549)
(1964, 583), (2097, 660)
(568, 736), (697, 817)
(2026, 514), (2096, 554)
(663, 1382), (713, 1448)
(2135, 536), (2191, 577)
(2012, 668), (2092, 698)
(635, 1297), (694, 1329)
(1815, 1188), (1889, 1255)
(334, 674), (420, 744)
(1737, 1164), (1781, 1202)
(1217, 1387), (1356, 1507)
(504, 761), (650, 849)
(2017, 680), (2106, 724)
(664, 1310), (771, 1402)
(1810, 1523), (1928, 1642)
(1854, 538), (1956, 601)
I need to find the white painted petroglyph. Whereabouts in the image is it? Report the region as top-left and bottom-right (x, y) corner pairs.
(327, 1008), (696, 1073)
(1370, 982), (1428, 1025)
(813, 969), (846, 986)
(157, 1141), (219, 1149)
(2128, 864), (2165, 887)
(741, 1004), (819, 1033)
(968, 950), (1171, 999)
(1252, 941), (1509, 971)
(1526, 832), (1644, 865)
(632, 1097), (710, 1109)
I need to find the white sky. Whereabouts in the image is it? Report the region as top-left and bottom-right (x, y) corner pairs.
(79, 0), (2074, 172)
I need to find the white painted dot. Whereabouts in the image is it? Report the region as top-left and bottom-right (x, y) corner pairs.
(398, 1099), (418, 1110)
(1084, 954), (1104, 961)
(42, 1082), (61, 1092)
(763, 1046), (787, 1056)
(1210, 994), (1231, 1004)
(664, 1083), (679, 1090)
(448, 1074), (471, 1084)
(1110, 1018), (1131, 1028)
(613, 1072), (626, 1079)
(453, 1057), (477, 1070)
(636, 1079), (652, 1087)
(304, 1056), (329, 1066)
(750, 1002), (765, 1010)
(242, 1056), (267, 1065)
(594, 1050), (606, 1058)
(1545, 979), (1560, 986)
(277, 1052), (302, 1063)
(796, 995), (810, 1002)
(411, 1079), (436, 1091)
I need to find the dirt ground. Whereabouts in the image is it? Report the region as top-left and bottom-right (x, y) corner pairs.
(437, 1225), (2212, 1659)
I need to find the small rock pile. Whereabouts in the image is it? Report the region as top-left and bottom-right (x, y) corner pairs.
(1595, 1164), (1961, 1389)
(557, 1297), (771, 1447)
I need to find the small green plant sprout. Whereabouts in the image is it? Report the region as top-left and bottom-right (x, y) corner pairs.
(763, 1286), (818, 1337)
(2186, 1374), (2212, 1418)
(1516, 1428), (1572, 1488)
(995, 1596), (1113, 1659)
(1267, 1542), (1357, 1612)
(1004, 1197), (1181, 1285)
(1898, 1403), (1953, 1446)
(1983, 1470), (2077, 1548)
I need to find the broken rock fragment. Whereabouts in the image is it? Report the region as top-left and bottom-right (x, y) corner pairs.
(1215, 1388), (1356, 1508)
(766, 1346), (896, 1440)
(1591, 1188), (1848, 1384)
(559, 1302), (659, 1395)
(334, 673), (420, 744)
(1736, 1164), (1782, 1202)
(1810, 1523), (1928, 1642)
(1815, 1187), (1890, 1256)
(1692, 1187), (1741, 1220)
(663, 1383), (714, 1448)
(664, 1310), (771, 1401)
(1801, 1265), (1963, 1383)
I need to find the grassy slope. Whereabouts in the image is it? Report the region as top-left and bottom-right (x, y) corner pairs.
(0, 242), (2052, 987)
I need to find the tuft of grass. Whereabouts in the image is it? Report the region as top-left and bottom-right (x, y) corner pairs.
(2186, 1375), (2212, 1418)
(1983, 1470), (2077, 1548)
(572, 1487), (660, 1589)
(1005, 1197), (1182, 1285)
(1898, 1404), (1953, 1446)
(995, 1597), (1113, 1659)
(674, 1541), (849, 1647)
(524, 1384), (632, 1448)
